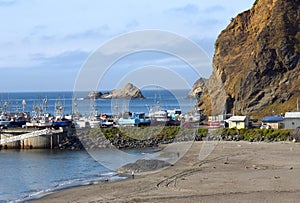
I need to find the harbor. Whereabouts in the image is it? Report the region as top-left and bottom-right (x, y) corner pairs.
(1, 89), (300, 149)
(0, 90), (201, 149)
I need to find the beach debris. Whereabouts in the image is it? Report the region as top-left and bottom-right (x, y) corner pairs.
(224, 157), (229, 164)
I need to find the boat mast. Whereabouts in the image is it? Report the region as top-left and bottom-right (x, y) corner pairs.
(43, 97), (48, 114)
(89, 96), (97, 118)
(22, 99), (26, 113)
(3, 101), (8, 114)
(55, 97), (64, 118)
(72, 96), (80, 116)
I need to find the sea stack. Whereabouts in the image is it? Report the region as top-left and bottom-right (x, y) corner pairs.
(86, 83), (145, 99)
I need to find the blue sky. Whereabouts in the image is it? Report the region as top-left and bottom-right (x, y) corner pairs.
(0, 0), (254, 92)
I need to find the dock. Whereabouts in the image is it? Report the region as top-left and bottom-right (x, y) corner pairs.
(0, 127), (68, 149)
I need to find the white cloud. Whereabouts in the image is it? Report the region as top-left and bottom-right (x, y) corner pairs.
(167, 4), (199, 16)
(0, 0), (255, 91)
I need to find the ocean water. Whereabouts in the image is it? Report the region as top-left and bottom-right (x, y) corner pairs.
(0, 89), (196, 202)
(0, 149), (113, 202)
(0, 89), (196, 116)
(0, 148), (161, 202)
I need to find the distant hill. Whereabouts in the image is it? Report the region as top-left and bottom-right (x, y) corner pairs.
(194, 0), (300, 116)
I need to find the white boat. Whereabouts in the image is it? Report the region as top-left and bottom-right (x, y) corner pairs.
(87, 97), (101, 128)
(74, 117), (90, 128)
(26, 114), (53, 128)
(100, 118), (115, 128)
(151, 110), (169, 122)
(89, 115), (101, 128)
(25, 100), (53, 128)
(0, 114), (10, 126)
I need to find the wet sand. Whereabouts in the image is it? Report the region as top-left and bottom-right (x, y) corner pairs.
(32, 141), (300, 202)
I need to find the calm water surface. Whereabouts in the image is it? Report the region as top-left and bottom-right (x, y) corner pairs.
(0, 149), (120, 202)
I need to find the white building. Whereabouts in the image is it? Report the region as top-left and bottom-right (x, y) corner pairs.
(228, 116), (248, 129)
(284, 112), (300, 129)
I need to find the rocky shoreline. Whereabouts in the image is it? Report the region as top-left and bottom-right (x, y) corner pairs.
(56, 127), (299, 151)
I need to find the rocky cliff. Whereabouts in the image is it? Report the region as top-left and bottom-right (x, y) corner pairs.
(188, 78), (208, 98)
(86, 83), (145, 99)
(197, 0), (300, 116)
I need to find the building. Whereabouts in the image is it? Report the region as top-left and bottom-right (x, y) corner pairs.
(284, 112), (300, 129)
(208, 114), (232, 128)
(228, 116), (248, 129)
(261, 116), (284, 129)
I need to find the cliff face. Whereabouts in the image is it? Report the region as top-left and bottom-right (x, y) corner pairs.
(198, 0), (300, 116)
(188, 78), (208, 98)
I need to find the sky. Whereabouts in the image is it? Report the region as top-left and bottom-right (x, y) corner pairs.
(0, 0), (254, 92)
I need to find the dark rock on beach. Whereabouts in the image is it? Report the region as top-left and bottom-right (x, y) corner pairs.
(117, 159), (171, 174)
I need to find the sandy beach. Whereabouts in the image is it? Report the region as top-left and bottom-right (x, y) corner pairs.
(32, 141), (300, 202)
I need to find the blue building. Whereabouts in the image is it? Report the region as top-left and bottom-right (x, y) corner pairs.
(261, 116), (284, 129)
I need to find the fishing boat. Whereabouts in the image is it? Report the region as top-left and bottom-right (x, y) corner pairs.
(9, 112), (30, 127)
(0, 114), (10, 126)
(52, 118), (72, 128)
(87, 96), (101, 128)
(26, 98), (53, 128)
(26, 113), (53, 128)
(52, 98), (72, 128)
(118, 112), (151, 127)
(100, 118), (115, 128)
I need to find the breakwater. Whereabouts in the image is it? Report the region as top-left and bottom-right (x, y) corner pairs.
(1, 126), (298, 150)
(0, 126), (200, 150)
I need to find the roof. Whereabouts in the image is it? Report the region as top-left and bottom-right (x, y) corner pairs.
(228, 116), (247, 122)
(285, 112), (300, 118)
(262, 116), (284, 123)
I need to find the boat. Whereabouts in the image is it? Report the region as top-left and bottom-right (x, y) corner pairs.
(26, 113), (53, 128)
(87, 96), (101, 128)
(52, 97), (73, 128)
(0, 114), (10, 127)
(134, 113), (151, 127)
(149, 109), (182, 126)
(9, 112), (30, 127)
(99, 114), (115, 128)
(100, 118), (115, 128)
(52, 118), (72, 128)
(118, 112), (151, 127)
(118, 112), (135, 126)
(25, 99), (53, 128)
(89, 114), (101, 128)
